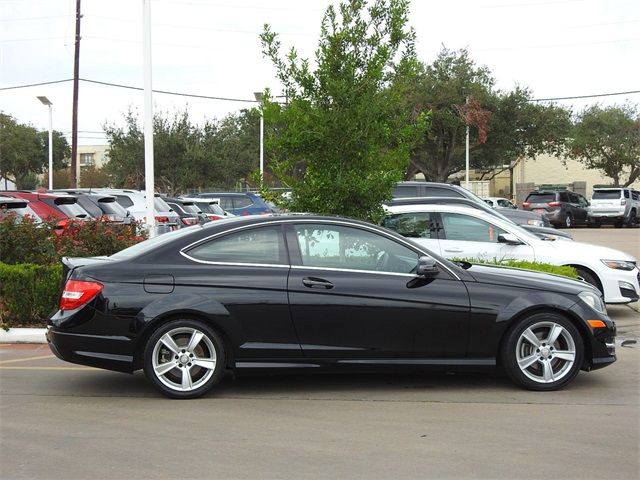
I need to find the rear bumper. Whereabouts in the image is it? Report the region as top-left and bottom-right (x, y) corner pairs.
(46, 325), (135, 373)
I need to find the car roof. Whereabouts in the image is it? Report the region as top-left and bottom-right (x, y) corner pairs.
(385, 203), (504, 218)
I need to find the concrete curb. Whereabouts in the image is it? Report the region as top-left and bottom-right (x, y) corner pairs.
(0, 328), (47, 344)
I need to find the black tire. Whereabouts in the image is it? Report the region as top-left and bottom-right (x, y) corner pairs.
(574, 267), (603, 295)
(627, 210), (637, 228)
(143, 318), (226, 399)
(501, 312), (584, 391)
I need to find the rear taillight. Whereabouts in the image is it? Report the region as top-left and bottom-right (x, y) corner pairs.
(181, 217), (198, 226)
(100, 214), (119, 222)
(155, 216), (169, 223)
(60, 280), (103, 311)
(547, 201), (560, 207)
(207, 214), (223, 221)
(56, 218), (70, 229)
(522, 202), (530, 208)
(621, 199), (627, 205)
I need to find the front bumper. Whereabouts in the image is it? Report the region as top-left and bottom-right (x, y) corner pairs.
(600, 267), (640, 304)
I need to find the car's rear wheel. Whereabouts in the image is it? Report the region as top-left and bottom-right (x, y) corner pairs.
(143, 319), (225, 399)
(564, 214), (573, 228)
(588, 218), (601, 228)
(502, 313), (584, 391)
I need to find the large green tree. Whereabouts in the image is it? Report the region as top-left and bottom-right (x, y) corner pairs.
(260, 0), (423, 221)
(403, 48), (571, 182)
(103, 109), (259, 194)
(566, 104), (640, 187)
(0, 113), (69, 189)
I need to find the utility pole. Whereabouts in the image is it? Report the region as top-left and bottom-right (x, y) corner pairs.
(465, 95), (470, 190)
(71, 0), (82, 188)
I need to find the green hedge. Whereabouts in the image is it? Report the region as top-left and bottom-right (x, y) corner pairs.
(0, 263), (62, 329)
(455, 258), (579, 279)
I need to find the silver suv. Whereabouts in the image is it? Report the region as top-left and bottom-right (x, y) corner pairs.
(588, 188), (640, 228)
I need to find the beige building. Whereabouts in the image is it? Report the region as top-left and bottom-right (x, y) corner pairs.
(77, 144), (109, 170)
(513, 154), (640, 200)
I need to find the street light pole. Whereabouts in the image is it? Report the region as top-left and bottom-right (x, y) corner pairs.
(143, 0), (156, 237)
(37, 96), (53, 189)
(254, 92), (264, 184)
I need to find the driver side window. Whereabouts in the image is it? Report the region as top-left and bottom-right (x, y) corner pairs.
(440, 213), (506, 243)
(293, 225), (418, 274)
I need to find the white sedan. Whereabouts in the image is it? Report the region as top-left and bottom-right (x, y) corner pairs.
(383, 204), (639, 304)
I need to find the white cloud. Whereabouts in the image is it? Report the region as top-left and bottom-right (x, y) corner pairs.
(1, 0), (638, 143)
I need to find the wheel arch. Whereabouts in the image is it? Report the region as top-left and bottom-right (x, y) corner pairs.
(134, 310), (237, 371)
(564, 264), (603, 294)
(496, 306), (592, 369)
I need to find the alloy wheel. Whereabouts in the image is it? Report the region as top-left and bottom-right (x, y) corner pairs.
(515, 321), (576, 384)
(151, 326), (217, 393)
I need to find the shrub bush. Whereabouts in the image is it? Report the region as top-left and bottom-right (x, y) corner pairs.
(0, 215), (148, 328)
(0, 215), (147, 265)
(0, 263), (62, 328)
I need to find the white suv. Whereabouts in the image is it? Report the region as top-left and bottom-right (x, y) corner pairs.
(588, 188), (640, 228)
(87, 189), (181, 233)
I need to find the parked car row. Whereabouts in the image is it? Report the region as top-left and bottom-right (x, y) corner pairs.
(0, 189), (269, 234)
(521, 187), (640, 228)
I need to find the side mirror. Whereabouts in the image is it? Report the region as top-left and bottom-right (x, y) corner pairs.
(417, 256), (439, 277)
(498, 233), (523, 245)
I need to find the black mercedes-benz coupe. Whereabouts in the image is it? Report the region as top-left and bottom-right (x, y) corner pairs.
(47, 215), (616, 398)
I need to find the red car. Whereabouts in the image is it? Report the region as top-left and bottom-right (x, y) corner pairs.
(0, 191), (92, 233)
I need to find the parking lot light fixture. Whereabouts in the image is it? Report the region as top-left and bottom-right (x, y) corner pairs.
(37, 96), (53, 189)
(254, 91), (264, 184)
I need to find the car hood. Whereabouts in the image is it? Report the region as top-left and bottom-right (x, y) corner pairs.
(465, 264), (597, 296)
(536, 239), (637, 262)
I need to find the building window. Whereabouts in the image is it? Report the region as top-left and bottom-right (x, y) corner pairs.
(80, 153), (95, 166)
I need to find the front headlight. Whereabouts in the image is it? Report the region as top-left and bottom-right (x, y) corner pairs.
(578, 291), (607, 314)
(601, 259), (636, 271)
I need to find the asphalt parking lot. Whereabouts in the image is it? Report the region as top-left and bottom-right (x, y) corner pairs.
(1, 228), (638, 480)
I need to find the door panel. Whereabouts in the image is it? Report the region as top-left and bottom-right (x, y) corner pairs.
(438, 212), (536, 262)
(286, 223), (470, 358)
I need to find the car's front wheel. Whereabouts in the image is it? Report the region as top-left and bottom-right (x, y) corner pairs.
(501, 313), (584, 391)
(143, 319), (225, 399)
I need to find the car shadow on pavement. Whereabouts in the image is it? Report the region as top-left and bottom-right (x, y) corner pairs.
(54, 367), (614, 402)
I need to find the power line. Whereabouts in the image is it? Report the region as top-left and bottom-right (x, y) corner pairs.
(532, 90), (640, 101)
(1, 77), (638, 104)
(0, 79), (73, 90)
(79, 78), (259, 103)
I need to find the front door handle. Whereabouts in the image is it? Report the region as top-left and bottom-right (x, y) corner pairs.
(444, 247), (463, 253)
(302, 277), (334, 289)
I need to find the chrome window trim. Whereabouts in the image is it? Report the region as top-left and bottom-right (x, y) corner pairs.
(177, 253), (290, 269)
(179, 218), (461, 280)
(290, 265), (418, 278)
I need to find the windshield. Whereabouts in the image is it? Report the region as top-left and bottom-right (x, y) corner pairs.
(180, 203), (202, 214)
(154, 197), (173, 212)
(55, 201), (91, 219)
(526, 193), (556, 203)
(97, 198), (129, 216)
(592, 190), (621, 200)
(110, 225), (201, 259)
